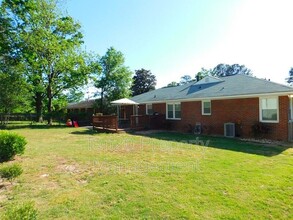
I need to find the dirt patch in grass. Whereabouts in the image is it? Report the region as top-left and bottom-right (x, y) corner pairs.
(57, 164), (80, 174)
(54, 156), (83, 174)
(0, 194), (7, 202)
(0, 187), (9, 203)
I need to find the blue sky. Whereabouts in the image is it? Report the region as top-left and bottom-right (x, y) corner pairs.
(66, 0), (293, 89)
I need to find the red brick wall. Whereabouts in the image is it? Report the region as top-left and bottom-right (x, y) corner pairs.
(275, 96), (289, 140)
(175, 98), (260, 137)
(135, 97), (289, 140)
(162, 96), (289, 141)
(153, 103), (166, 115)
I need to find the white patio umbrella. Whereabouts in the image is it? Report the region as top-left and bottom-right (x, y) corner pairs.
(110, 98), (139, 105)
(111, 98), (139, 120)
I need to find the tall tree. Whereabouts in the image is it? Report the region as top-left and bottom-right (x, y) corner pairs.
(94, 47), (132, 113)
(65, 88), (84, 103)
(1, 0), (90, 124)
(179, 75), (192, 85)
(195, 68), (213, 81)
(287, 67), (293, 84)
(166, 81), (179, 87)
(0, 5), (30, 114)
(0, 68), (30, 114)
(212, 64), (252, 77)
(131, 69), (156, 96)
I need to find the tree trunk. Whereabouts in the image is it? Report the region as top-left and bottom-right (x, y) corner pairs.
(47, 85), (53, 125)
(35, 92), (43, 122)
(100, 90), (104, 113)
(47, 98), (53, 125)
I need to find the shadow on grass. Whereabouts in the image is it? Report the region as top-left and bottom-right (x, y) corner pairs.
(134, 131), (290, 157)
(70, 127), (124, 135)
(71, 129), (96, 135)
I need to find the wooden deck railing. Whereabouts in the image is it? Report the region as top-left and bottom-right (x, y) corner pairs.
(93, 114), (166, 131)
(92, 115), (118, 132)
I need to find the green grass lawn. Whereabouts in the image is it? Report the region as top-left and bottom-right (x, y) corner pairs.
(0, 126), (292, 219)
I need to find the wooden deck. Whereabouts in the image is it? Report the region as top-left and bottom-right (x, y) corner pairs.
(92, 115), (118, 132)
(92, 114), (166, 133)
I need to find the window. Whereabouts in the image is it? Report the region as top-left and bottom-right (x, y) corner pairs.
(146, 104), (153, 115)
(260, 97), (279, 123)
(202, 100), (211, 115)
(167, 104), (173, 119)
(174, 103), (181, 118)
(166, 103), (181, 119)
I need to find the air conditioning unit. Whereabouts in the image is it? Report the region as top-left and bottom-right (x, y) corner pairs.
(224, 123), (235, 137)
(194, 122), (202, 134)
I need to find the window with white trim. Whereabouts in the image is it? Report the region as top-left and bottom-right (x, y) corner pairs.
(202, 100), (211, 115)
(259, 97), (279, 122)
(166, 103), (181, 119)
(146, 104), (153, 115)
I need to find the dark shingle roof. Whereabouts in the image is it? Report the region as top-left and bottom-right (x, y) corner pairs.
(130, 75), (293, 103)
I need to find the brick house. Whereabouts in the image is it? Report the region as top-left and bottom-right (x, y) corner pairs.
(67, 99), (98, 125)
(67, 99), (98, 114)
(114, 75), (293, 141)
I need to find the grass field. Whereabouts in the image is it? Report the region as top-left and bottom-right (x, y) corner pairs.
(0, 126), (292, 219)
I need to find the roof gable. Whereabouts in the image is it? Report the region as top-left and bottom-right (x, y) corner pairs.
(196, 76), (223, 85)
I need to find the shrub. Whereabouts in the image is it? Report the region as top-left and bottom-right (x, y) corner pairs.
(0, 164), (23, 182)
(5, 202), (37, 220)
(0, 131), (27, 162)
(251, 122), (271, 138)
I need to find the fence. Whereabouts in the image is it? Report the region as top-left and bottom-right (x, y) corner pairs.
(0, 113), (68, 125)
(0, 113), (37, 125)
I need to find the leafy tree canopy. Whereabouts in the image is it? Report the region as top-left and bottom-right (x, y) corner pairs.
(0, 5), (30, 114)
(0, 0), (91, 124)
(131, 68), (156, 96)
(0, 68), (31, 114)
(94, 47), (133, 113)
(195, 68), (213, 81)
(286, 67), (293, 84)
(65, 88), (84, 103)
(179, 75), (193, 85)
(166, 81), (180, 87)
(212, 63), (252, 77)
